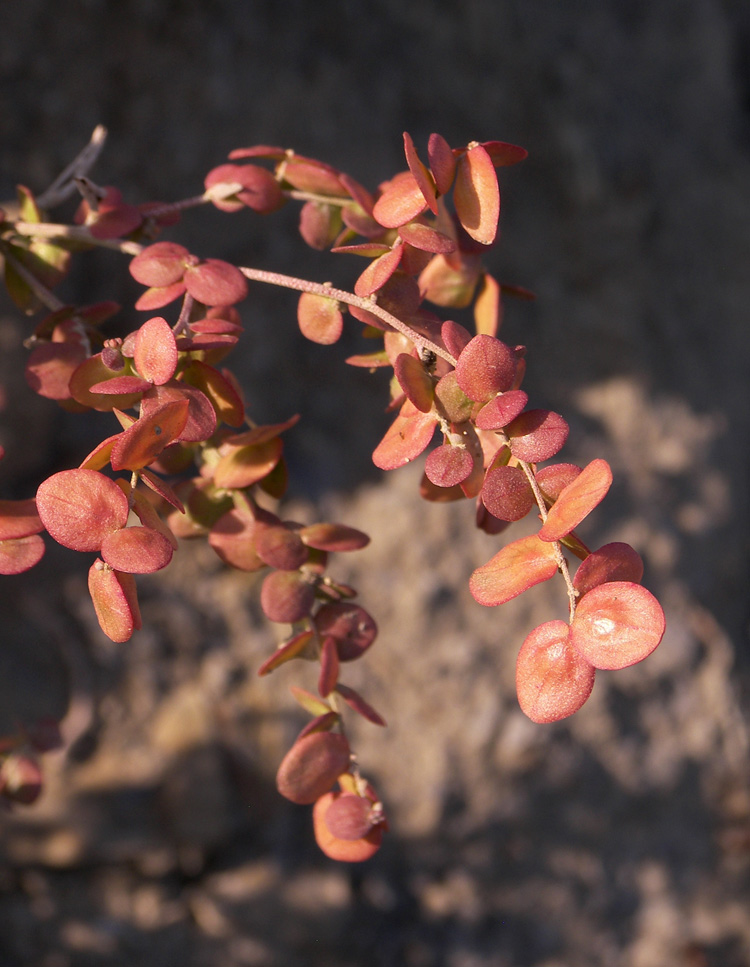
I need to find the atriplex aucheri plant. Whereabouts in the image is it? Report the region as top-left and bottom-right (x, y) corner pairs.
(0, 127), (665, 860)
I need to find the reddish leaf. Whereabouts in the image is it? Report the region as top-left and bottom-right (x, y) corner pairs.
(318, 636), (340, 697)
(397, 221), (455, 253)
(372, 401), (437, 471)
(372, 171), (429, 228)
(209, 508), (265, 572)
(425, 444), (474, 488)
(535, 463), (583, 503)
(323, 792), (375, 840)
(88, 375), (152, 395)
(299, 201), (343, 250)
(297, 711), (341, 739)
(475, 390), (528, 430)
(110, 399), (190, 471)
(100, 525), (173, 574)
(354, 245), (403, 297)
(419, 253), (480, 309)
(139, 468), (185, 512)
(313, 789), (385, 861)
(134, 281), (187, 311)
(254, 522), (308, 571)
(481, 465), (534, 521)
(0, 498), (43, 541)
(403, 131), (438, 214)
(299, 523), (369, 553)
(470, 534), (559, 607)
(481, 140), (529, 167)
(184, 259), (248, 306)
(0, 535), (45, 575)
(314, 602), (377, 662)
(570, 581), (666, 670)
(506, 409), (569, 463)
(455, 334), (516, 401)
(538, 459), (613, 543)
(290, 686), (332, 718)
(434, 372), (474, 424)
(69, 354), (144, 411)
(281, 156), (345, 195)
(335, 683), (386, 727)
(134, 316), (177, 385)
(573, 543), (644, 598)
(276, 731), (350, 804)
(394, 353), (434, 413)
(25, 341), (88, 401)
(257, 630), (316, 676)
(37, 469), (129, 552)
(181, 360), (245, 427)
(516, 620), (596, 724)
(260, 569), (316, 623)
(454, 144), (500, 245)
(427, 133), (457, 195)
(204, 162), (284, 214)
(130, 489), (178, 550)
(297, 292), (344, 345)
(142, 383), (217, 442)
(87, 560), (142, 643)
(474, 272), (502, 337)
(129, 242), (189, 287)
(213, 436), (283, 489)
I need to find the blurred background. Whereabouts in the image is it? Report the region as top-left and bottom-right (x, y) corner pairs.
(1, 1), (749, 964)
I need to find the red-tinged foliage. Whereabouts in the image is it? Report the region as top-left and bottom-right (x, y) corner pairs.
(87, 560), (142, 643)
(129, 242), (189, 287)
(538, 458), (613, 542)
(535, 463), (583, 503)
(297, 292), (344, 345)
(481, 140), (529, 167)
(434, 371), (474, 424)
(323, 792), (376, 840)
(110, 399), (190, 471)
(69, 354), (144, 411)
(455, 334), (516, 401)
(183, 259), (248, 307)
(36, 469), (129, 552)
(0, 535), (45, 575)
(275, 731), (350, 805)
(335, 683), (386, 727)
(506, 409), (569, 463)
(474, 272), (502, 337)
(290, 686), (332, 718)
(257, 630), (316, 676)
(481, 464), (535, 521)
(181, 360), (245, 427)
(100, 525), (174, 574)
(254, 521), (308, 571)
(204, 163), (284, 214)
(297, 711), (341, 739)
(0, 498), (43, 541)
(354, 244), (403, 297)
(318, 636), (340, 697)
(130, 489), (178, 550)
(573, 542), (644, 598)
(208, 509), (265, 571)
(475, 390), (528, 430)
(142, 382), (217, 442)
(299, 201), (343, 250)
(516, 620), (596, 723)
(394, 353), (434, 412)
(25, 341), (88, 401)
(419, 253), (480, 309)
(0, 753), (43, 805)
(569, 581), (666, 670)
(213, 435), (283, 490)
(133, 316), (178, 385)
(425, 443), (474, 488)
(89, 375), (151, 395)
(427, 133), (456, 195)
(403, 132), (438, 214)
(372, 400), (437, 470)
(313, 789), (385, 862)
(280, 156), (346, 196)
(299, 523), (369, 553)
(314, 602), (377, 662)
(470, 533), (559, 607)
(260, 569), (316, 623)
(397, 221), (455, 253)
(453, 143), (500, 245)
(372, 171), (429, 228)
(135, 280), (187, 311)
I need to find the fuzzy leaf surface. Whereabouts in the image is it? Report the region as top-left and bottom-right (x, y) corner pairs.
(37, 469), (129, 552)
(516, 620), (595, 723)
(470, 533), (559, 606)
(538, 458), (612, 542)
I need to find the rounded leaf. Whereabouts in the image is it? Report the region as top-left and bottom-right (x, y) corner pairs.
(110, 399), (190, 471)
(470, 534), (559, 607)
(516, 620), (596, 724)
(425, 444), (474, 488)
(481, 465), (534, 522)
(254, 522), (308, 571)
(184, 259), (248, 307)
(260, 570), (316, 623)
(324, 792), (375, 840)
(0, 534), (45, 575)
(569, 581), (666, 670)
(299, 523), (369, 553)
(25, 341), (87, 400)
(209, 509), (264, 572)
(314, 602), (377, 662)
(0, 498), (43, 541)
(297, 292), (344, 345)
(427, 132), (457, 195)
(134, 316), (178, 385)
(455, 334), (516, 401)
(403, 131), (438, 214)
(276, 731), (350, 805)
(506, 409), (569, 463)
(142, 383), (217, 443)
(372, 403), (437, 471)
(538, 458), (613, 543)
(535, 463), (583, 503)
(100, 525), (174, 574)
(372, 170), (429, 228)
(313, 790), (385, 861)
(573, 543), (644, 598)
(129, 242), (189, 287)
(87, 560), (142, 643)
(475, 390), (528, 430)
(394, 353), (434, 413)
(453, 144), (500, 245)
(37, 469), (129, 552)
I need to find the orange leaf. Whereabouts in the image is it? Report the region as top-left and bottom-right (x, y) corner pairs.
(469, 534), (558, 606)
(87, 560), (142, 643)
(516, 620), (595, 723)
(453, 143), (500, 245)
(110, 399), (190, 471)
(569, 581), (665, 670)
(538, 458), (612, 542)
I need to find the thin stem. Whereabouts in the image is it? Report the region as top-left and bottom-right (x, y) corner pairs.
(36, 125), (108, 210)
(2, 250), (65, 313)
(173, 293), (195, 336)
(517, 457), (579, 621)
(12, 221), (143, 256)
(239, 266), (457, 366)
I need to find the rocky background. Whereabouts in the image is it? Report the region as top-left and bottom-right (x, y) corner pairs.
(1, 1), (749, 964)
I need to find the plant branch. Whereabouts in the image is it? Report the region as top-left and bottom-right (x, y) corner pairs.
(238, 266), (457, 366)
(36, 125), (108, 210)
(12, 221), (143, 256)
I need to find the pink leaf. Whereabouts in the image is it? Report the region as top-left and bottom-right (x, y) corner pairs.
(470, 534), (559, 607)
(516, 620), (595, 723)
(538, 459), (612, 543)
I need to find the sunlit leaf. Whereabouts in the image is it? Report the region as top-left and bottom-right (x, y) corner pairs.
(257, 630), (316, 676)
(397, 221), (455, 253)
(470, 533), (559, 606)
(276, 731), (350, 805)
(454, 143), (500, 245)
(100, 525), (173, 574)
(204, 162), (284, 213)
(25, 342), (88, 401)
(506, 409), (569, 463)
(134, 316), (178, 385)
(260, 569), (316, 623)
(372, 401), (437, 471)
(313, 790), (385, 861)
(425, 444), (474, 488)
(184, 259), (248, 307)
(0, 535), (45, 575)
(129, 242), (189, 287)
(0, 498), (43, 541)
(213, 436), (283, 489)
(314, 602), (377, 662)
(354, 244), (403, 298)
(516, 620), (595, 723)
(37, 469), (129, 552)
(573, 543), (644, 598)
(299, 523), (369, 553)
(335, 683), (386, 727)
(475, 390), (528, 430)
(142, 382), (217, 442)
(403, 132), (438, 214)
(87, 560), (142, 643)
(427, 133), (457, 195)
(474, 272), (502, 336)
(297, 292), (344, 345)
(455, 334), (517, 402)
(110, 399), (190, 471)
(394, 353), (434, 412)
(372, 171), (429, 228)
(538, 458), (612, 543)
(570, 581), (666, 670)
